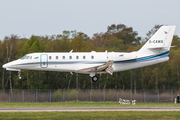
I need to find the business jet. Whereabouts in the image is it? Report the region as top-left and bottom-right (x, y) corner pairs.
(2, 26), (176, 82)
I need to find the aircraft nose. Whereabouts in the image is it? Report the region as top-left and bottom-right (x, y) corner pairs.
(2, 63), (11, 68)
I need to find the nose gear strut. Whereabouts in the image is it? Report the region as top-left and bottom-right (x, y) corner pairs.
(18, 71), (21, 79)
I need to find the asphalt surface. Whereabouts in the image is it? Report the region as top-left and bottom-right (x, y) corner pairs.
(0, 107), (180, 112)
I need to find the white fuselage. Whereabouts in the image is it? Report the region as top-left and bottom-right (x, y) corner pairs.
(2, 50), (169, 74)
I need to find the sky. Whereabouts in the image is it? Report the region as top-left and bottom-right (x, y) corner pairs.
(0, 0), (179, 40)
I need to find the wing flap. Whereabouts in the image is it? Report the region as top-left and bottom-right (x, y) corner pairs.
(76, 60), (114, 75)
(105, 66), (113, 75)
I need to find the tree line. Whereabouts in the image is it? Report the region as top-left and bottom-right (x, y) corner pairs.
(0, 24), (180, 91)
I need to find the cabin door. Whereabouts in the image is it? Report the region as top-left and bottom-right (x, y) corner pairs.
(40, 54), (48, 68)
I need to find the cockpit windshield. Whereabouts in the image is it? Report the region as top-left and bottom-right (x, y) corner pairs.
(20, 55), (32, 60)
(20, 55), (27, 60)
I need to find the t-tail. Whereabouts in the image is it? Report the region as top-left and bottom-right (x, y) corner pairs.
(138, 26), (176, 55)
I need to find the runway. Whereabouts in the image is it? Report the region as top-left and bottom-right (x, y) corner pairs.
(0, 107), (180, 112)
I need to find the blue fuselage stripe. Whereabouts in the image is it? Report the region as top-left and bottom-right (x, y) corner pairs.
(114, 51), (169, 63)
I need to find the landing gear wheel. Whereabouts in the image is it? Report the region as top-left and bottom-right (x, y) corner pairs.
(92, 76), (98, 82)
(18, 71), (21, 79)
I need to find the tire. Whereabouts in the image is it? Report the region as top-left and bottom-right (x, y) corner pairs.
(92, 76), (98, 82)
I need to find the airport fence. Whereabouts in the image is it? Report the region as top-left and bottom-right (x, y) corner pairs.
(0, 89), (179, 102)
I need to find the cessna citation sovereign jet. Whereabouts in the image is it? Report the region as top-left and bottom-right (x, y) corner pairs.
(2, 26), (176, 82)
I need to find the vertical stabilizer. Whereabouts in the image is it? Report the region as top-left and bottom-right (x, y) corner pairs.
(138, 26), (176, 54)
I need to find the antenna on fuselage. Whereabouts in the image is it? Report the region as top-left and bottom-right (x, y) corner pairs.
(70, 50), (73, 53)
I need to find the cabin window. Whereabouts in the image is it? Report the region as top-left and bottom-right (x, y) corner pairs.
(69, 56), (72, 59)
(49, 56), (52, 59)
(34, 56), (39, 59)
(91, 56), (94, 59)
(63, 56), (65, 59)
(56, 56), (58, 59)
(83, 56), (86, 59)
(76, 56), (79, 59)
(30, 56), (32, 59)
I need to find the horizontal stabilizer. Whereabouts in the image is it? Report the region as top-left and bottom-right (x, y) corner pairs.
(148, 46), (175, 49)
(148, 46), (167, 49)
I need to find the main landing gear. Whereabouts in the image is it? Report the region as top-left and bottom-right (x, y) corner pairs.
(92, 76), (98, 82)
(90, 71), (99, 82)
(18, 71), (21, 79)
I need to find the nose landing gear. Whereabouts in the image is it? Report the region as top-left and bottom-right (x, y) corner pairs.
(18, 71), (21, 79)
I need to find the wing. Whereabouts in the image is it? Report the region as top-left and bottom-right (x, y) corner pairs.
(76, 60), (113, 75)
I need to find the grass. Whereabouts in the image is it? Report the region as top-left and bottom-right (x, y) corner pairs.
(0, 102), (180, 120)
(0, 111), (180, 120)
(0, 101), (180, 108)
